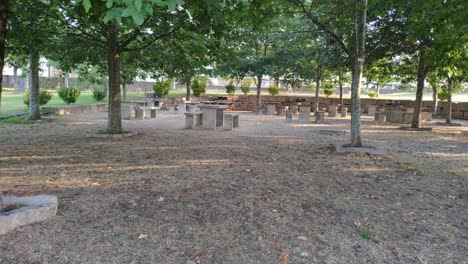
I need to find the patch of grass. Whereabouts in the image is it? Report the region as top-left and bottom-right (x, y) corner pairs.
(0, 116), (31, 125)
(185, 233), (200, 244)
(122, 212), (140, 222)
(120, 233), (131, 246)
(288, 239), (300, 248)
(398, 162), (426, 175)
(452, 170), (467, 177)
(359, 226), (378, 240)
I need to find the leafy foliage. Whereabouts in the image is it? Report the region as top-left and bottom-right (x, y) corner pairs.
(191, 76), (209, 97)
(58, 87), (81, 104)
(92, 88), (106, 102)
(322, 83), (334, 97)
(368, 91), (378, 98)
(23, 89), (53, 107)
(152, 80), (171, 97)
(437, 89), (449, 101)
(225, 82), (236, 95)
(240, 80), (251, 95)
(267, 86), (280, 96)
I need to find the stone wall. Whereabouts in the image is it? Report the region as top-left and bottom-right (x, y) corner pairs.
(191, 95), (468, 119)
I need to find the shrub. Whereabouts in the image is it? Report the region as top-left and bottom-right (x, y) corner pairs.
(23, 89), (53, 107)
(368, 91), (378, 98)
(438, 89), (449, 101)
(153, 79), (171, 97)
(268, 86), (280, 96)
(191, 76), (209, 97)
(225, 81), (236, 95)
(92, 88), (106, 102)
(240, 80), (251, 95)
(58, 87), (81, 104)
(322, 83), (334, 97)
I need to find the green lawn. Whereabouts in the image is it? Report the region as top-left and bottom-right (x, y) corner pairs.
(1, 88), (467, 116)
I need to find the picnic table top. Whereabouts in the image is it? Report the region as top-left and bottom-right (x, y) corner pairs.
(198, 104), (228, 109)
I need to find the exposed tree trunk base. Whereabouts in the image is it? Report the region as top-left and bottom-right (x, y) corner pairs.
(106, 22), (123, 134)
(28, 49), (41, 121)
(255, 75), (262, 114)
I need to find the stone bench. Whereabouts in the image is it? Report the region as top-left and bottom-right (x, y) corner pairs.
(224, 113), (240, 130)
(315, 111), (325, 123)
(140, 106), (159, 119)
(184, 112), (203, 129)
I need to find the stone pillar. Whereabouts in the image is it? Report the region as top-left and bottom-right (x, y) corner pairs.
(216, 109), (224, 127)
(122, 104), (132, 120)
(285, 110), (293, 122)
(328, 104), (338, 117)
(202, 109), (217, 129)
(265, 104), (276, 115)
(341, 107), (348, 118)
(178, 102), (186, 114)
(276, 106), (285, 116)
(315, 111), (325, 123)
(299, 106), (311, 123)
(290, 104), (298, 114)
(368, 105), (377, 116)
(135, 106), (144, 120)
(390, 109), (403, 123)
(185, 115), (195, 129)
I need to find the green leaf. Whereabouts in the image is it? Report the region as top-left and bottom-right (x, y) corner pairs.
(134, 0), (142, 12)
(83, 0), (92, 12)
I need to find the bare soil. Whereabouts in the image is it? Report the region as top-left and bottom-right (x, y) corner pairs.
(0, 111), (467, 264)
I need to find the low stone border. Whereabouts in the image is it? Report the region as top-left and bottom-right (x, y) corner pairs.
(88, 131), (139, 139)
(400, 126), (433, 131)
(335, 144), (385, 155)
(0, 195), (58, 235)
(435, 122), (463, 127)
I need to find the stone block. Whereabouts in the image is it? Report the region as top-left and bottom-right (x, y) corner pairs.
(315, 111), (325, 124)
(341, 107), (348, 117)
(265, 104), (276, 115)
(299, 106), (311, 123)
(368, 105), (377, 116)
(1, 195), (58, 235)
(285, 110), (293, 122)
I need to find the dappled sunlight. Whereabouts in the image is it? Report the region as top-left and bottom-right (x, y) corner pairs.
(0, 155), (66, 161)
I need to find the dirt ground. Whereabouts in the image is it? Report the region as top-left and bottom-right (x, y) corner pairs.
(0, 111), (467, 264)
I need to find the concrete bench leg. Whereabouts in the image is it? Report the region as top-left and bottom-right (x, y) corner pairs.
(185, 115), (195, 129)
(150, 109), (157, 118)
(135, 107), (144, 120)
(216, 109), (224, 127)
(202, 109), (217, 129)
(195, 114), (203, 128)
(233, 116), (239, 128)
(224, 115), (234, 130)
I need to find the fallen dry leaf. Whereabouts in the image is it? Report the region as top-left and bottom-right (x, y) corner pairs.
(138, 234), (148, 240)
(279, 252), (289, 263)
(297, 236), (307, 241)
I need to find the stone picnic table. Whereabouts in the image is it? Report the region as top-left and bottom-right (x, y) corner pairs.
(198, 104), (228, 129)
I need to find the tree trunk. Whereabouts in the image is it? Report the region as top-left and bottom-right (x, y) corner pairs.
(349, 0), (367, 147)
(446, 77), (452, 124)
(274, 76), (279, 87)
(107, 22), (122, 134)
(0, 0), (9, 113)
(255, 74), (262, 114)
(432, 85), (438, 115)
(0, 193), (3, 210)
(28, 49), (41, 120)
(64, 73), (69, 88)
(185, 72), (192, 111)
(411, 48), (428, 129)
(376, 85), (380, 96)
(13, 66), (18, 92)
(339, 73), (344, 111)
(314, 77), (320, 114)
